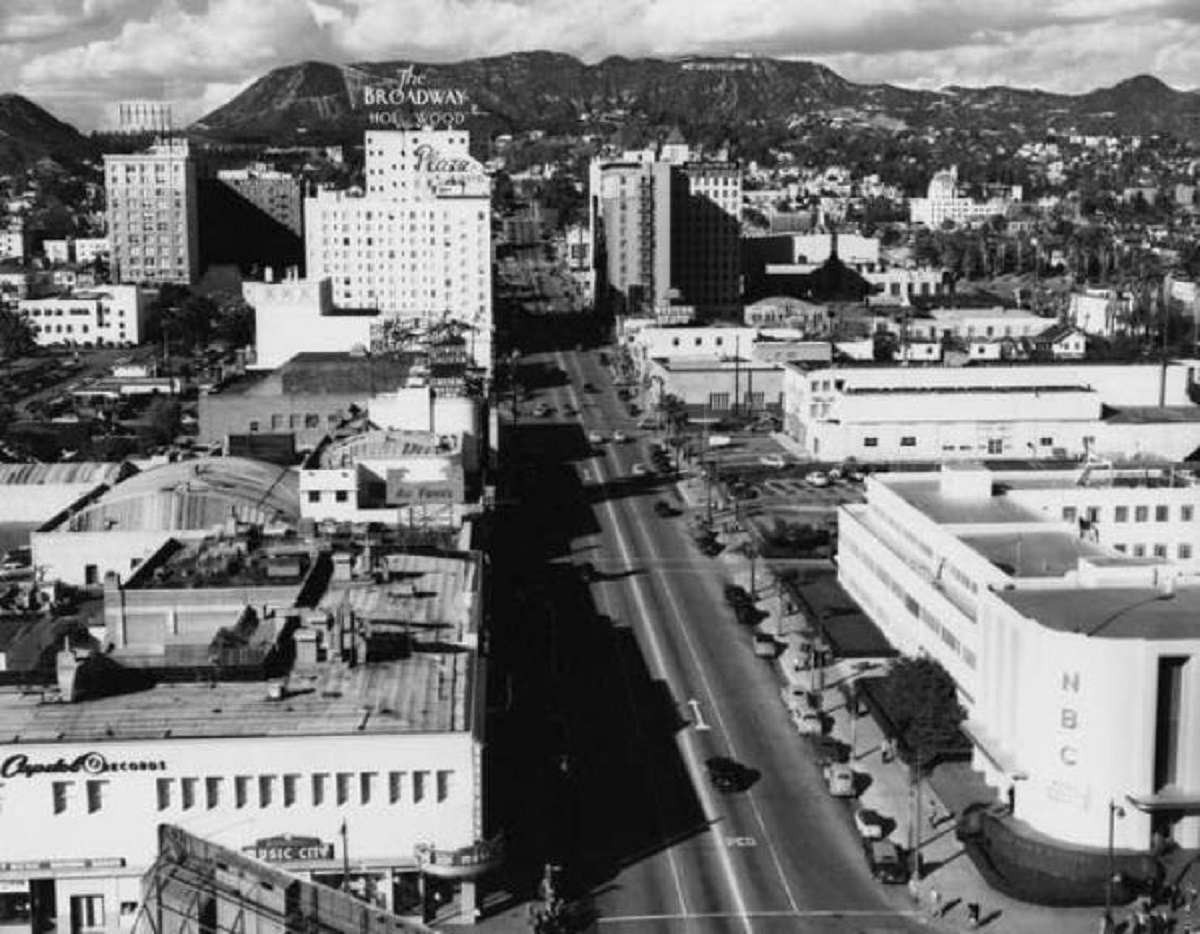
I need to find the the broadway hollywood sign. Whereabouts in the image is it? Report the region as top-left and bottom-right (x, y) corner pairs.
(359, 64), (481, 128)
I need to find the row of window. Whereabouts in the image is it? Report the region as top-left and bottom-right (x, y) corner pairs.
(247, 413), (338, 433)
(24, 307), (123, 319)
(308, 490), (350, 504)
(155, 770), (453, 812)
(1063, 504), (1196, 524)
(1112, 542), (1193, 559)
(842, 534), (977, 669)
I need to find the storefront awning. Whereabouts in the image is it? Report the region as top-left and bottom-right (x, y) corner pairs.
(1126, 789), (1200, 814)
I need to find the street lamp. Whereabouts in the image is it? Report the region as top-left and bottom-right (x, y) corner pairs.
(1104, 799), (1126, 932)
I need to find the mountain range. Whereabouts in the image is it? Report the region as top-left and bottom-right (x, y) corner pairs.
(0, 53), (1199, 175)
(189, 52), (1200, 150)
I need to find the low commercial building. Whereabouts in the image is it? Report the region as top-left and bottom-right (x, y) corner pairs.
(199, 354), (485, 468)
(31, 457), (299, 587)
(643, 355), (785, 416)
(875, 307), (1053, 345)
(300, 430), (467, 528)
(782, 362), (1200, 463)
(0, 462), (136, 525)
(18, 286), (151, 347)
(839, 464), (1200, 850)
(0, 537), (492, 931)
(245, 274), (376, 370)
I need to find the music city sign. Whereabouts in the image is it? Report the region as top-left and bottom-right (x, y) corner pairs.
(360, 65), (479, 128)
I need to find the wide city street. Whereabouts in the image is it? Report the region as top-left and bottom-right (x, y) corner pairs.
(488, 344), (927, 934)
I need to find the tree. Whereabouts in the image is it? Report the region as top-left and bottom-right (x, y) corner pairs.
(873, 656), (970, 765)
(657, 393), (688, 436)
(211, 294), (255, 347)
(0, 308), (35, 359)
(143, 396), (181, 447)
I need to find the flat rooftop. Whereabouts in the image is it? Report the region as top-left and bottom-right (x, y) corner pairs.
(845, 384), (1091, 396)
(313, 430), (458, 469)
(1104, 406), (1200, 424)
(885, 476), (1042, 525)
(1001, 586), (1200, 639)
(125, 537), (315, 590)
(215, 353), (423, 398)
(0, 651), (472, 741)
(958, 529), (1115, 578)
(318, 550), (481, 644)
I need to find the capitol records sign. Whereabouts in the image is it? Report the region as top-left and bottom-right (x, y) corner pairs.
(360, 65), (481, 128)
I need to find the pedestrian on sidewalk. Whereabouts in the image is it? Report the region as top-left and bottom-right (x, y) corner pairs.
(966, 902), (980, 929)
(882, 737), (896, 763)
(927, 887), (942, 919)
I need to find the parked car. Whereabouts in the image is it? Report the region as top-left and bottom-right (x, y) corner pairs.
(825, 762), (857, 797)
(533, 403), (550, 417)
(588, 431), (604, 445)
(855, 807), (887, 840)
(863, 839), (909, 884)
(724, 584), (753, 606)
(654, 500), (681, 518)
(806, 471), (830, 487)
(631, 462), (649, 477)
(753, 632), (779, 658)
(612, 430), (628, 443)
(759, 454), (785, 469)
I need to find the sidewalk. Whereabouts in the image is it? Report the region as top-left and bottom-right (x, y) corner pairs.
(708, 527), (1130, 934)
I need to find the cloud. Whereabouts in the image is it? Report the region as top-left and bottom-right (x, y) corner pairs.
(16, 0), (335, 128)
(4, 0), (1198, 130)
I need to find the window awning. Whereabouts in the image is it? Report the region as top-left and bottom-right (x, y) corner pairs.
(1126, 789), (1200, 814)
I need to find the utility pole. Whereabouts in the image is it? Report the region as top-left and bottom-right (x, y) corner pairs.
(733, 334), (741, 419)
(910, 748), (923, 882)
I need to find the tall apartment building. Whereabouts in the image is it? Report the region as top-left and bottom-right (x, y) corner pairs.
(590, 141), (742, 321)
(217, 163), (303, 236)
(103, 138), (199, 285)
(304, 130), (492, 370)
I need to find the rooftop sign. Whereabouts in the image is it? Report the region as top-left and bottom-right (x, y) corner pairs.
(359, 65), (481, 129)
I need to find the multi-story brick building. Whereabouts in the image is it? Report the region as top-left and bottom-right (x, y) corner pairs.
(104, 139), (199, 285)
(590, 140), (742, 320)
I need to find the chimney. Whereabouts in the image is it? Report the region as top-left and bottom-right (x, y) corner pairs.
(56, 637), (82, 702)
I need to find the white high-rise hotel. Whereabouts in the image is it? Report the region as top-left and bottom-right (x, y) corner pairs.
(305, 130), (493, 369)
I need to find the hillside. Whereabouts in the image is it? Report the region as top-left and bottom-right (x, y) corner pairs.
(0, 95), (96, 172)
(192, 53), (1200, 151)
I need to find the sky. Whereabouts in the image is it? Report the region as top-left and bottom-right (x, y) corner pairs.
(2, 0), (1199, 131)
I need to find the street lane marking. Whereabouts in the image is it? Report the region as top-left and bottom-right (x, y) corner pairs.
(565, 352), (753, 934)
(558, 352), (691, 921)
(619, 490), (802, 917)
(598, 909), (922, 923)
(686, 698), (711, 731)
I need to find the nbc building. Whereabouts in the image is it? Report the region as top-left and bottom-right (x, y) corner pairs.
(304, 130), (492, 370)
(839, 463), (1200, 851)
